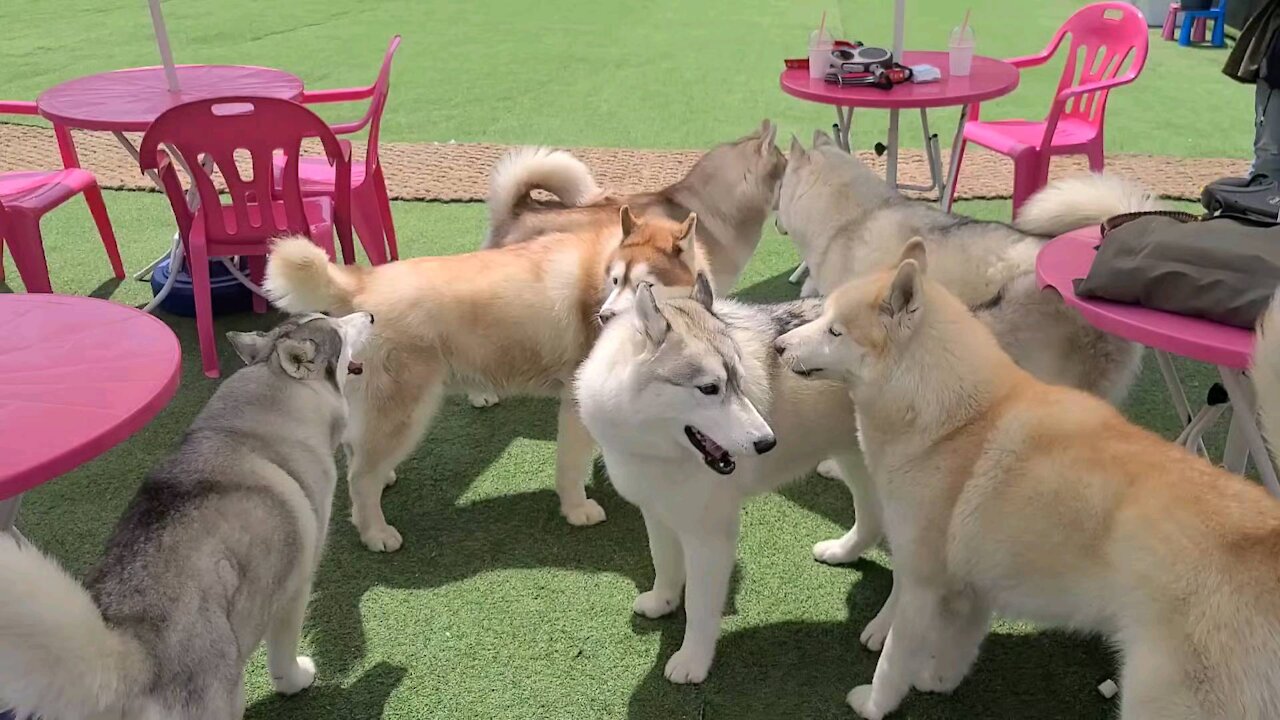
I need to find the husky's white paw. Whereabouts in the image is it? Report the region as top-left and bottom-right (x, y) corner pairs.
(633, 590), (681, 618)
(846, 684), (886, 720)
(359, 523), (403, 552)
(816, 459), (843, 480)
(383, 470), (398, 488)
(664, 647), (713, 684)
(468, 391), (500, 408)
(860, 614), (891, 652)
(562, 499), (606, 526)
(813, 537), (861, 565)
(272, 656), (316, 695)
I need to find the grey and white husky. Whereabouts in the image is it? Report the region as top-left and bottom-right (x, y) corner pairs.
(575, 277), (877, 684)
(778, 132), (1157, 403)
(0, 312), (372, 720)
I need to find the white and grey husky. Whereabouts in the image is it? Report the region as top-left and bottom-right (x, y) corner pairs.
(575, 276), (876, 684)
(778, 132), (1160, 402)
(0, 313), (373, 720)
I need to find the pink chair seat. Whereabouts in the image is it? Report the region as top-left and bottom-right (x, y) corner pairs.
(1036, 227), (1254, 369)
(271, 142), (368, 194)
(0, 169), (99, 215)
(189, 197), (335, 254)
(963, 117), (1100, 156)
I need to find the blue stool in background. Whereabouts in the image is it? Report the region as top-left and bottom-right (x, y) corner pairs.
(1179, 0), (1228, 47)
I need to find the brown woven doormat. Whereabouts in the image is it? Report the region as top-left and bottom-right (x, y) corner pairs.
(0, 122), (1248, 202)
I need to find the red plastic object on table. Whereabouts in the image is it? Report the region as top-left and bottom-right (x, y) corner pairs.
(138, 97), (353, 378)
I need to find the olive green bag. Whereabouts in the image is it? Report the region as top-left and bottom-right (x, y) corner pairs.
(1074, 213), (1280, 329)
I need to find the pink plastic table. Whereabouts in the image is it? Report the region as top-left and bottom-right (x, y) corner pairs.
(780, 51), (1020, 208)
(37, 65), (305, 312)
(0, 294), (181, 537)
(1036, 227), (1277, 495)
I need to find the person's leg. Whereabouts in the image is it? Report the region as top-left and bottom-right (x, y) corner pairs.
(1253, 78), (1280, 180)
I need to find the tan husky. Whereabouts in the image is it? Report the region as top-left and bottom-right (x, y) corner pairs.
(776, 240), (1280, 719)
(483, 120), (786, 295)
(264, 211), (705, 551)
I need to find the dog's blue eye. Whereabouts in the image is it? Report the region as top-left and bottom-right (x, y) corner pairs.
(828, 326), (843, 338)
(697, 383), (720, 396)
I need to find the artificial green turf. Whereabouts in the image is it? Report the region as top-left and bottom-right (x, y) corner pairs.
(1, 1), (1252, 715)
(0, 0), (1256, 157)
(6, 190), (1228, 719)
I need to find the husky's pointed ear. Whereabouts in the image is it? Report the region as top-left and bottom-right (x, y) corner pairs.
(789, 134), (807, 163)
(759, 119), (778, 156)
(227, 331), (273, 366)
(883, 259), (924, 328)
(676, 213), (698, 255)
(277, 337), (319, 379)
(692, 272), (714, 311)
(619, 205), (638, 238)
(812, 129), (835, 148)
(634, 282), (669, 344)
(897, 237), (928, 274)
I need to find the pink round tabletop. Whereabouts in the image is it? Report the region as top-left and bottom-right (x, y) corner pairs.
(780, 51), (1019, 109)
(0, 295), (181, 497)
(37, 65), (304, 132)
(1036, 227), (1255, 369)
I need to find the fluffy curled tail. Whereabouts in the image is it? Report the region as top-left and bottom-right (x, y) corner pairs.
(1254, 293), (1280, 471)
(0, 537), (149, 719)
(1015, 173), (1165, 238)
(264, 236), (363, 315)
(483, 147), (602, 248)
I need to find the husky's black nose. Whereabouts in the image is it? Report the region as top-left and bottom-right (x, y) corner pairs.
(773, 341), (785, 356)
(367, 313), (376, 324)
(753, 436), (777, 455)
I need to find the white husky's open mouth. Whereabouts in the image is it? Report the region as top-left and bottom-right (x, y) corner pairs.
(684, 425), (736, 475)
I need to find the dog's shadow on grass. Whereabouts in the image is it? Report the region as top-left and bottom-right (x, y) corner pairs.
(306, 391), (659, 678)
(246, 661), (407, 720)
(625, 562), (1116, 720)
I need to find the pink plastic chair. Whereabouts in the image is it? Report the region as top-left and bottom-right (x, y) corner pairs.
(139, 97), (353, 378)
(276, 35), (401, 265)
(1037, 227), (1280, 496)
(0, 100), (124, 292)
(948, 2), (1150, 216)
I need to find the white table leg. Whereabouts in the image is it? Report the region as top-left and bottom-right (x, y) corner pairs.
(941, 105), (969, 213)
(0, 494), (22, 542)
(1219, 368), (1280, 495)
(1153, 350), (1210, 457)
(885, 108), (900, 188)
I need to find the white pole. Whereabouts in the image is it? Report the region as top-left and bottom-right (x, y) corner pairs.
(893, 0), (905, 61)
(147, 0), (180, 92)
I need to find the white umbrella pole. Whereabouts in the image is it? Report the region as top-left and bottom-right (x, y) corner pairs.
(147, 0), (180, 92)
(893, 0), (905, 60)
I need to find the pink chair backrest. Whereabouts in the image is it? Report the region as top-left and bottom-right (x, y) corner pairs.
(1045, 2), (1149, 127)
(362, 35), (401, 171)
(138, 97), (351, 246)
